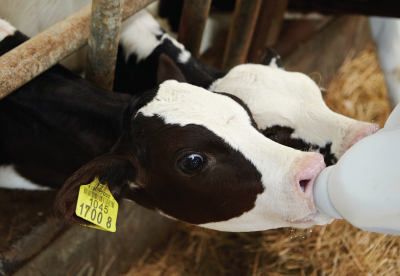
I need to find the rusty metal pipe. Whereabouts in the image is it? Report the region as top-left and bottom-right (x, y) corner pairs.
(85, 0), (124, 91)
(0, 0), (156, 100)
(221, 0), (262, 71)
(178, 0), (212, 58)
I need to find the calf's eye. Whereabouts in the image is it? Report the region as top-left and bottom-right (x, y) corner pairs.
(180, 154), (204, 172)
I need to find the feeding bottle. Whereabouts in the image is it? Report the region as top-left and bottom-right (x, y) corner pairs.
(314, 103), (400, 235)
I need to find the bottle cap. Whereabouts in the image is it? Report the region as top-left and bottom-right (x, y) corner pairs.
(313, 166), (343, 219)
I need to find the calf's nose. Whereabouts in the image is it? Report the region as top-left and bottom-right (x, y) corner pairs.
(296, 154), (325, 197)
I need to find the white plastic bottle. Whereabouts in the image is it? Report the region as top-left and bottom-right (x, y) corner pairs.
(314, 103), (400, 235)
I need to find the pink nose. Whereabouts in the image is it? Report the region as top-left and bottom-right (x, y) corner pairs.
(296, 154), (325, 197)
(346, 123), (380, 151)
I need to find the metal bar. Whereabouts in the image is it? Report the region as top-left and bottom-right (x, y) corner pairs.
(0, 0), (156, 100)
(221, 0), (262, 71)
(247, 0), (288, 63)
(85, 0), (124, 91)
(177, 0), (212, 58)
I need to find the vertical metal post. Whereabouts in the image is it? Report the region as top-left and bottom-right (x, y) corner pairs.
(85, 0), (124, 91)
(178, 0), (212, 58)
(221, 0), (262, 71)
(247, 0), (288, 63)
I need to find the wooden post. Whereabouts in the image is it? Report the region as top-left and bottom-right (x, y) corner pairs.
(247, 0), (288, 63)
(221, 0), (262, 71)
(178, 0), (212, 58)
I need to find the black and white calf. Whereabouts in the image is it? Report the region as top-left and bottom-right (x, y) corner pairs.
(114, 10), (225, 94)
(115, 10), (379, 167)
(0, 19), (332, 232)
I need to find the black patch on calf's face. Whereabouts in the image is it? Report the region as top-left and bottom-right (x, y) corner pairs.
(152, 38), (224, 88)
(262, 125), (338, 166)
(126, 115), (264, 224)
(318, 143), (337, 166)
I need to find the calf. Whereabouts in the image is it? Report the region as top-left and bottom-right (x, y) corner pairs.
(114, 10), (225, 94)
(115, 10), (379, 166)
(0, 19), (331, 232)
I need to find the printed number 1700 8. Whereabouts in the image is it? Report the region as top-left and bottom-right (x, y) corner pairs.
(75, 178), (118, 232)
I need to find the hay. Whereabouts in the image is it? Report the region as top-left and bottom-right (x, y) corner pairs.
(324, 44), (391, 127)
(122, 46), (398, 276)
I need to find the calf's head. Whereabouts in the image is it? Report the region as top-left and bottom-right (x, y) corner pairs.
(55, 80), (332, 232)
(212, 64), (380, 166)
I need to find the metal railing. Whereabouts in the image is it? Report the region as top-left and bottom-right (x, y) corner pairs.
(0, 0), (288, 99)
(0, 0), (156, 99)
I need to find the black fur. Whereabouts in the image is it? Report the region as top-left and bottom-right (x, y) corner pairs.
(114, 36), (225, 95)
(0, 31), (133, 188)
(262, 125), (338, 166)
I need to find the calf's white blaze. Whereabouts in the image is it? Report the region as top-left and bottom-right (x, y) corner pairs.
(139, 80), (332, 231)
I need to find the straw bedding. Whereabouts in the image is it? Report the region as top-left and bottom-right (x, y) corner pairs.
(123, 46), (398, 276)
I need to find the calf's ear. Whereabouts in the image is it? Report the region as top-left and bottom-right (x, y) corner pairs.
(54, 154), (136, 225)
(157, 53), (186, 84)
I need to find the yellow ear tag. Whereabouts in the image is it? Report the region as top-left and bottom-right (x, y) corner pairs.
(75, 177), (118, 232)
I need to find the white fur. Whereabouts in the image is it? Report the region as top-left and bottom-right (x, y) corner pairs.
(120, 9), (164, 63)
(213, 64), (376, 160)
(160, 33), (191, 63)
(120, 9), (192, 64)
(0, 165), (51, 190)
(177, 47), (191, 63)
(208, 78), (222, 91)
(139, 80), (332, 231)
(269, 57), (280, 68)
(0, 18), (16, 41)
(146, 2), (178, 40)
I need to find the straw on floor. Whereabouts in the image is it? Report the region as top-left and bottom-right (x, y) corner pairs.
(122, 45), (397, 276)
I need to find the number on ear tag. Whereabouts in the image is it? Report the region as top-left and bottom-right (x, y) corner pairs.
(75, 177), (118, 232)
